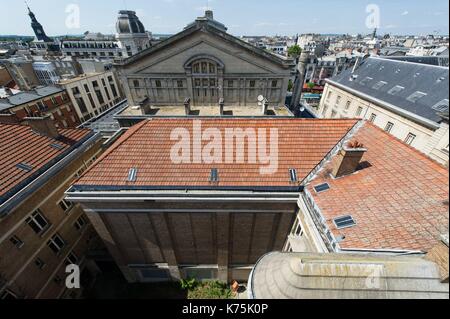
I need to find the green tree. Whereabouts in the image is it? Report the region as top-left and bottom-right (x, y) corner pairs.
(288, 45), (302, 58)
(307, 82), (315, 90)
(288, 79), (294, 92)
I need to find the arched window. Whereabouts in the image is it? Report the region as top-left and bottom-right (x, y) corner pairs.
(192, 60), (218, 75)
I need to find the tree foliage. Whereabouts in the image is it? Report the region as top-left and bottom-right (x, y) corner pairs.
(288, 44), (302, 58)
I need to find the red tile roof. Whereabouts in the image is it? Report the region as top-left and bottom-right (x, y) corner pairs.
(74, 118), (358, 189)
(307, 122), (449, 252)
(0, 123), (92, 202)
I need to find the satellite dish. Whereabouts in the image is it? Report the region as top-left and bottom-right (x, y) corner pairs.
(257, 95), (264, 102)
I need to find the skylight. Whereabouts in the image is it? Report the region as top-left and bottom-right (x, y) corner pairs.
(16, 163), (33, 172)
(210, 168), (219, 183)
(359, 77), (373, 86)
(289, 169), (298, 183)
(314, 183), (330, 193)
(406, 91), (427, 103)
(388, 85), (404, 96)
(432, 99), (449, 112)
(127, 168), (138, 182)
(372, 81), (387, 90)
(333, 215), (356, 229)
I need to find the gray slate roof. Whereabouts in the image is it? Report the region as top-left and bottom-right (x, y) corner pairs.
(249, 252), (449, 299)
(0, 86), (63, 111)
(328, 57), (449, 124)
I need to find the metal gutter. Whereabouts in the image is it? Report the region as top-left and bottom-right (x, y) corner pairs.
(0, 132), (101, 217)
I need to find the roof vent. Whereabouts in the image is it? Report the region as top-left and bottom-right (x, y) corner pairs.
(127, 168), (138, 182)
(333, 215), (356, 229)
(289, 169), (298, 183)
(16, 163), (33, 172)
(210, 168), (219, 183)
(314, 183), (330, 193)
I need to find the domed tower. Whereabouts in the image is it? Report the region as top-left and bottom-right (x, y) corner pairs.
(116, 10), (151, 57)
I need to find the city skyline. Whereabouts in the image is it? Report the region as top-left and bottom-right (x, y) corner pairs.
(1, 0), (449, 37)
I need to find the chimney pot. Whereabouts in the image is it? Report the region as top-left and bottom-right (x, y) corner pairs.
(332, 144), (367, 178)
(24, 115), (60, 139)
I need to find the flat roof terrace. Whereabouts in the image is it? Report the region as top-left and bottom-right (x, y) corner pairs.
(116, 104), (294, 118)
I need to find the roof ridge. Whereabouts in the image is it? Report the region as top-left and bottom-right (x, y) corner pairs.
(300, 119), (362, 185)
(369, 56), (450, 70)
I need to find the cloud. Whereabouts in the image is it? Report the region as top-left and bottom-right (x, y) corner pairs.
(384, 24), (398, 29)
(401, 11), (409, 16)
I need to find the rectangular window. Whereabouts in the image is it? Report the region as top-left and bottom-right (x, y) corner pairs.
(92, 81), (99, 88)
(51, 97), (58, 105)
(322, 104), (329, 116)
(95, 90), (105, 105)
(34, 257), (46, 270)
(345, 101), (351, 110)
(369, 113), (377, 123)
(177, 80), (183, 88)
(356, 106), (363, 117)
(249, 80), (256, 88)
(405, 133), (416, 145)
(406, 91), (427, 103)
(388, 85), (404, 96)
(47, 234), (66, 255)
(327, 91), (332, 100)
(155, 80), (162, 88)
(59, 199), (73, 213)
(83, 84), (90, 93)
(228, 80), (234, 88)
(133, 79), (140, 88)
(10, 235), (24, 249)
(26, 210), (49, 235)
(384, 122), (394, 133)
(336, 95), (341, 105)
(74, 216), (87, 231)
(271, 80), (278, 88)
(110, 84), (118, 98)
(65, 252), (79, 265)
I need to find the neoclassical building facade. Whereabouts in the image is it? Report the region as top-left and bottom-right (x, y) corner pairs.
(115, 11), (295, 109)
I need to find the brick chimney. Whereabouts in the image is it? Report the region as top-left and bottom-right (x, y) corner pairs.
(262, 98), (269, 115)
(332, 141), (367, 178)
(0, 114), (20, 124)
(219, 98), (224, 116)
(25, 115), (60, 139)
(184, 98), (191, 116)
